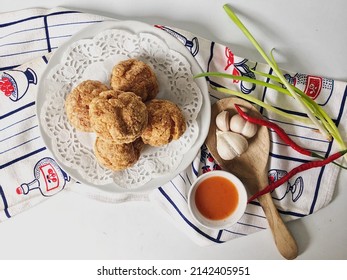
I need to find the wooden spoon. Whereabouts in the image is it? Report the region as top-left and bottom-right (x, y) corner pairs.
(206, 97), (298, 260)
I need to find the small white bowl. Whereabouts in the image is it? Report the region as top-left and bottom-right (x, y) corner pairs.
(188, 170), (247, 230)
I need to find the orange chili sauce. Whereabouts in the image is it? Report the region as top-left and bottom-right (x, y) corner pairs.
(195, 176), (239, 220)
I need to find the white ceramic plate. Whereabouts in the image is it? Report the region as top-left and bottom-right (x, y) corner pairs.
(36, 20), (210, 194)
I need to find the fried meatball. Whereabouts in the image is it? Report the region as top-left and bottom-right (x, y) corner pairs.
(110, 59), (159, 102)
(89, 90), (148, 144)
(65, 80), (109, 131)
(141, 99), (186, 146)
(94, 137), (144, 171)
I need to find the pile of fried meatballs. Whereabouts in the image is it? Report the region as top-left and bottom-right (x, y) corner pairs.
(65, 59), (187, 171)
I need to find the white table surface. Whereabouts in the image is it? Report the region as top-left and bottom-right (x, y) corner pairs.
(0, 0), (346, 260)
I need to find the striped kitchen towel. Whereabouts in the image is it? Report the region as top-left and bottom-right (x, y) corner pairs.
(1, 7), (346, 246)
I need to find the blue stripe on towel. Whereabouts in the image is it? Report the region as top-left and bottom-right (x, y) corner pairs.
(0, 136), (41, 155)
(43, 15), (51, 52)
(0, 102), (35, 120)
(0, 10), (98, 62)
(0, 114), (36, 131)
(269, 152), (310, 164)
(261, 67), (272, 106)
(249, 200), (307, 218)
(0, 37), (47, 48)
(216, 230), (223, 241)
(158, 187), (224, 244)
(237, 221), (266, 230)
(185, 172), (192, 185)
(264, 115), (336, 131)
(244, 210), (266, 219)
(270, 130), (331, 144)
(269, 140), (326, 154)
(0, 185), (11, 218)
(0, 47), (57, 58)
(0, 10), (81, 28)
(48, 20), (102, 30)
(223, 229), (247, 236)
(0, 147), (46, 169)
(279, 210), (306, 218)
(169, 180), (187, 202)
(0, 125), (38, 142)
(0, 65), (20, 71)
(191, 161), (199, 176)
(178, 173), (187, 185)
(0, 26), (46, 41)
(309, 85), (347, 213)
(42, 55), (49, 64)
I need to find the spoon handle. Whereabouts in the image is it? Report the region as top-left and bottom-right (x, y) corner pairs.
(258, 193), (298, 260)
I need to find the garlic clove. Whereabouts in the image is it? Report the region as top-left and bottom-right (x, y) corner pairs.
(215, 110), (230, 132)
(229, 114), (246, 134)
(242, 121), (258, 138)
(229, 114), (258, 138)
(216, 130), (248, 160)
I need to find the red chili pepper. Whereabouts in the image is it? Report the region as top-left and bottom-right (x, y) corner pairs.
(234, 104), (312, 156)
(247, 149), (347, 203)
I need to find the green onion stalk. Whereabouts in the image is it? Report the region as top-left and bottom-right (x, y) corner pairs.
(195, 4), (347, 154)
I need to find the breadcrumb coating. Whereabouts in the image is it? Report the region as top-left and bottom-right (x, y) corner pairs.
(110, 59), (159, 102)
(94, 137), (144, 171)
(65, 80), (109, 131)
(89, 90), (148, 144)
(141, 99), (186, 146)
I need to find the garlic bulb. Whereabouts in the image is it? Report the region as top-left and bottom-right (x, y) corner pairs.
(215, 110), (230, 131)
(216, 130), (248, 160)
(229, 114), (258, 138)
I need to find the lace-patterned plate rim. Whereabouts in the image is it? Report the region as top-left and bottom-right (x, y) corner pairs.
(36, 20), (211, 198)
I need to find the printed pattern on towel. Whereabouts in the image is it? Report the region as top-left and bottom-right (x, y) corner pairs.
(1, 8), (347, 246)
(203, 41), (347, 214)
(0, 9), (103, 68)
(151, 29), (346, 245)
(0, 8), (105, 220)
